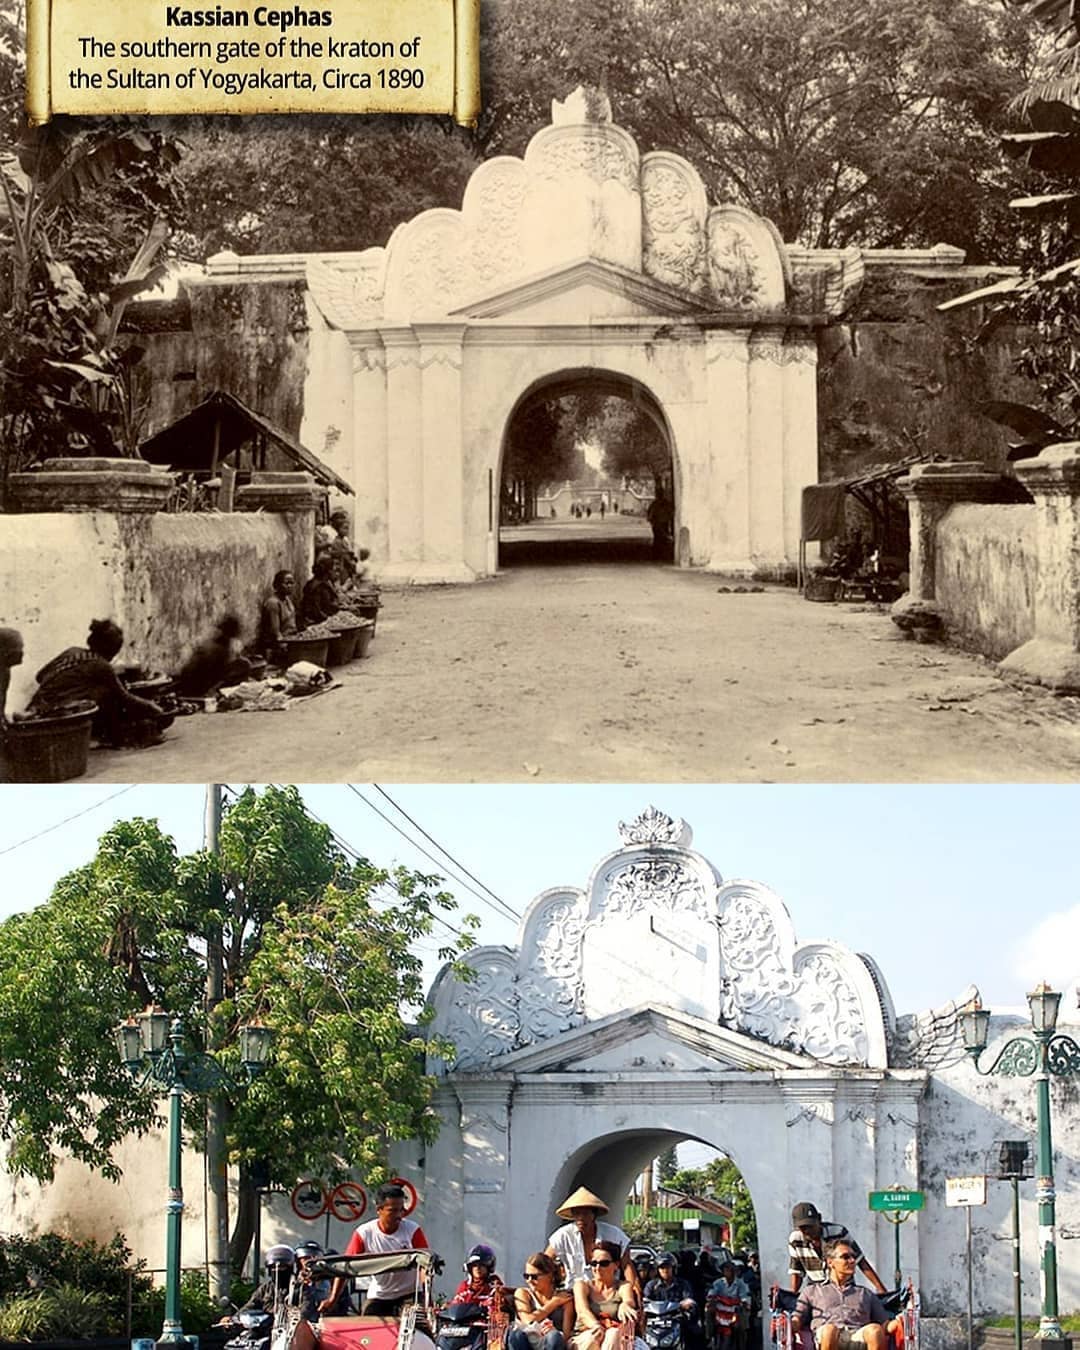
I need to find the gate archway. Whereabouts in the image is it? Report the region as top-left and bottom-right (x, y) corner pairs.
(416, 807), (926, 1295)
(303, 88), (859, 583)
(497, 368), (676, 566)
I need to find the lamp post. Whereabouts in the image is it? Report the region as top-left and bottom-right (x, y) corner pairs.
(960, 985), (1080, 1346)
(115, 1008), (273, 1350)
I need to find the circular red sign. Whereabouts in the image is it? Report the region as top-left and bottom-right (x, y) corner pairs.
(290, 1179), (327, 1221)
(391, 1176), (419, 1216)
(329, 1182), (368, 1223)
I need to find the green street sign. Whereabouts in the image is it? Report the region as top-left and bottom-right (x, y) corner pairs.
(869, 1189), (925, 1212)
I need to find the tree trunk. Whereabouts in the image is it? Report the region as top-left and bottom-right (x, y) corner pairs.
(229, 1169), (260, 1277)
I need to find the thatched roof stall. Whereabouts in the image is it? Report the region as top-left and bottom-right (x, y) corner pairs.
(139, 389), (354, 496)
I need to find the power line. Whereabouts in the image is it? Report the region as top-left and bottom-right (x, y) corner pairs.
(371, 784), (517, 918)
(267, 784), (473, 945)
(346, 784), (522, 925)
(0, 785), (137, 859)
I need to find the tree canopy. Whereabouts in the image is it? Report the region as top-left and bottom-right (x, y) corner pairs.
(481, 0), (1037, 257)
(0, 786), (476, 1268)
(668, 1156), (758, 1251)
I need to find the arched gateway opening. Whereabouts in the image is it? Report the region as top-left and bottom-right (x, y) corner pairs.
(417, 807), (923, 1302)
(301, 87), (849, 584)
(498, 371), (676, 567)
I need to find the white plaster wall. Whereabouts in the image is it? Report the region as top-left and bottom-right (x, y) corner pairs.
(2, 510), (313, 714)
(935, 503), (1036, 658)
(0, 514), (124, 712)
(916, 1013), (1080, 1321)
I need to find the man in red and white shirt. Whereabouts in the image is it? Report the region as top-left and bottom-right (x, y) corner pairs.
(321, 1183), (429, 1316)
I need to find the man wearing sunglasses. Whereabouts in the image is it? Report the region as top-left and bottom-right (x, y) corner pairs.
(790, 1240), (899, 1350)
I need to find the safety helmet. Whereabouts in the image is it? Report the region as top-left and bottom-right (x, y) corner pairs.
(658, 1253), (678, 1269)
(464, 1244), (497, 1274)
(266, 1244), (295, 1273)
(295, 1241), (323, 1262)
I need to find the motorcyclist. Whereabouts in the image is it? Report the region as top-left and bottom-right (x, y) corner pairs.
(447, 1244), (506, 1313)
(294, 1241), (354, 1319)
(643, 1255), (696, 1313)
(219, 1245), (295, 1327)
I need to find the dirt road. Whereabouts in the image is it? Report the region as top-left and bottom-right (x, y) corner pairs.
(82, 540), (1080, 783)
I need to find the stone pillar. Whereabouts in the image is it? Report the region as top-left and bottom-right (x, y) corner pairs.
(415, 324), (474, 582)
(780, 334), (819, 570)
(456, 1083), (512, 1266)
(381, 327), (424, 580)
(351, 341), (389, 564)
(747, 330), (786, 571)
(9, 458), (175, 513)
(892, 461), (1011, 627)
(703, 329), (752, 573)
(780, 1085), (835, 1217)
(235, 471), (322, 514)
(1001, 443), (1080, 689)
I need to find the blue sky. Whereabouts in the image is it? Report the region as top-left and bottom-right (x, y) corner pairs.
(0, 783), (1076, 1020)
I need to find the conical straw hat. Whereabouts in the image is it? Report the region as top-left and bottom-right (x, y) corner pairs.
(556, 1186), (610, 1219)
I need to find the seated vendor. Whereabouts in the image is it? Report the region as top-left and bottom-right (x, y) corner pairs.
(258, 569), (298, 659)
(301, 553), (340, 627)
(28, 619), (172, 748)
(176, 615), (252, 697)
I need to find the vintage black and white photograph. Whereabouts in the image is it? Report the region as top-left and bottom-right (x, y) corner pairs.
(1, 0), (1079, 780)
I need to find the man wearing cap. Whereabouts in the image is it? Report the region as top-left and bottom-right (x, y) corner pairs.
(790, 1238), (898, 1350)
(788, 1203), (885, 1295)
(546, 1186), (638, 1293)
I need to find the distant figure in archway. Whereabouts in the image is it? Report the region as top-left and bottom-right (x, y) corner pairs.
(647, 492), (674, 562)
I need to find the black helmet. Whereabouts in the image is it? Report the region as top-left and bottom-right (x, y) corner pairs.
(295, 1241), (323, 1262)
(266, 1244), (295, 1273)
(464, 1244), (497, 1274)
(658, 1253), (678, 1269)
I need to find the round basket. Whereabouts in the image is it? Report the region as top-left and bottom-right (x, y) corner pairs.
(2, 704), (95, 782)
(325, 626), (362, 666)
(281, 634), (330, 667)
(805, 575), (841, 603)
(354, 621), (374, 660)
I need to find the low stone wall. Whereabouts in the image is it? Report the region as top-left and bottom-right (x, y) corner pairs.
(1, 509), (312, 711)
(935, 503), (1036, 658)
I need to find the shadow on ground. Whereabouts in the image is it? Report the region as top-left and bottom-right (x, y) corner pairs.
(498, 534), (659, 565)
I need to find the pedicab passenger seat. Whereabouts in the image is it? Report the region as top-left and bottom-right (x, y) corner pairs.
(769, 1283), (918, 1350)
(308, 1251), (441, 1350)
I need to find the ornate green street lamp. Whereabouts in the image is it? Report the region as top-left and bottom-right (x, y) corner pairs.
(115, 1008), (273, 1349)
(960, 985), (1080, 1345)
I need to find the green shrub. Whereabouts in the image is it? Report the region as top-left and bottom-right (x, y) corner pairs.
(137, 1270), (228, 1337)
(0, 1284), (116, 1340)
(0, 1232), (150, 1316)
(0, 1293), (54, 1341)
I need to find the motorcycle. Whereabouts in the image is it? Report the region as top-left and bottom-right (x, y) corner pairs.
(436, 1303), (497, 1350)
(643, 1299), (692, 1350)
(225, 1310), (274, 1350)
(704, 1293), (742, 1350)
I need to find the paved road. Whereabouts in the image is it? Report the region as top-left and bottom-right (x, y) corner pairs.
(81, 557), (1080, 783)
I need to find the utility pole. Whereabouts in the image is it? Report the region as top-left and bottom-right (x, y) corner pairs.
(204, 785), (230, 1307)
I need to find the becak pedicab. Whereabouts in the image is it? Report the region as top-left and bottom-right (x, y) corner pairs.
(283, 1250), (442, 1350)
(769, 1284), (918, 1350)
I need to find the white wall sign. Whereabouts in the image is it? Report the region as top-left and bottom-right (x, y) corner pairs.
(946, 1176), (987, 1207)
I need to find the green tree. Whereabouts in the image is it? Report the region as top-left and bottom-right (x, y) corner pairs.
(482, 0), (1037, 257)
(0, 786), (476, 1271)
(656, 1145), (679, 1185)
(173, 115), (479, 256)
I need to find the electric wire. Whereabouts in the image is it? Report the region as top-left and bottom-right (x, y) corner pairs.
(265, 784), (473, 945)
(0, 785), (138, 858)
(371, 783), (516, 917)
(347, 783), (522, 925)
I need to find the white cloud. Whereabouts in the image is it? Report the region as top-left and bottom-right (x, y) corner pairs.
(1014, 904), (1080, 1005)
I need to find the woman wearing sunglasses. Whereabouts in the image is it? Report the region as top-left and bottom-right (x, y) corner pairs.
(508, 1253), (574, 1350)
(572, 1241), (636, 1350)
